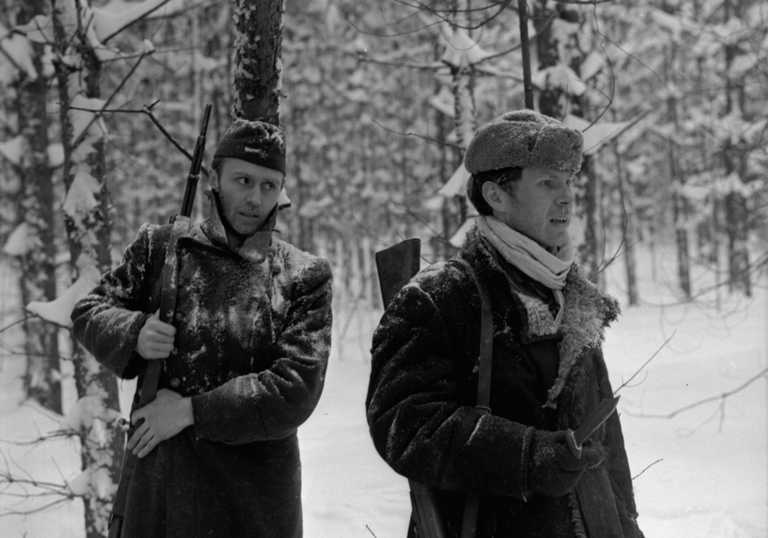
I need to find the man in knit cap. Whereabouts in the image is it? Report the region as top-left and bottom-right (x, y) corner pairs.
(72, 119), (333, 538)
(367, 109), (644, 537)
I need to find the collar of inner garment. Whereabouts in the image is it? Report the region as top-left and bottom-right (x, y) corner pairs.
(203, 189), (277, 264)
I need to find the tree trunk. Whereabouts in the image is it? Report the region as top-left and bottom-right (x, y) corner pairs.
(52, 2), (123, 536)
(721, 0), (751, 296)
(725, 190), (751, 295)
(577, 157), (601, 284)
(614, 143), (638, 305)
(662, 31), (692, 299)
(533, 0), (563, 119)
(15, 0), (62, 414)
(232, 0), (284, 123)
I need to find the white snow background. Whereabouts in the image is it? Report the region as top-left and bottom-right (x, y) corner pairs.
(0, 242), (766, 538)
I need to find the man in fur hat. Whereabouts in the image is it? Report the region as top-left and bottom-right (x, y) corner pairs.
(366, 110), (644, 537)
(72, 119), (333, 538)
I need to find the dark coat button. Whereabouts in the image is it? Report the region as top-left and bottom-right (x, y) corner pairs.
(170, 378), (181, 389)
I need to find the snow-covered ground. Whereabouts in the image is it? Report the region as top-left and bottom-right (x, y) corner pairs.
(1, 244), (766, 537)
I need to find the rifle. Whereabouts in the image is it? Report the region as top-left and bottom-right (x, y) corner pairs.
(375, 239), (448, 538)
(108, 104), (212, 538)
(375, 241), (493, 538)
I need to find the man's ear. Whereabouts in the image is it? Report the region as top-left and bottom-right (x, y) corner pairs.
(481, 181), (508, 213)
(209, 167), (220, 191)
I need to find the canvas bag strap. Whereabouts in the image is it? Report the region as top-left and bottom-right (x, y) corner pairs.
(451, 258), (493, 538)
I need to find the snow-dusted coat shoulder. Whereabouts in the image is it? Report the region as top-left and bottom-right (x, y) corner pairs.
(72, 211), (333, 538)
(366, 227), (642, 538)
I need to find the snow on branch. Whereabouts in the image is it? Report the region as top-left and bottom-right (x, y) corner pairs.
(440, 25), (494, 68)
(26, 264), (101, 329)
(0, 27), (38, 81)
(0, 135), (23, 166)
(3, 223), (41, 257)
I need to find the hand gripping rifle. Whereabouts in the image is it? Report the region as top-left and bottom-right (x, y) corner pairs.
(108, 104), (212, 538)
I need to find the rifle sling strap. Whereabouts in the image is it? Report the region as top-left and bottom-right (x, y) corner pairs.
(109, 216), (190, 535)
(452, 258), (493, 538)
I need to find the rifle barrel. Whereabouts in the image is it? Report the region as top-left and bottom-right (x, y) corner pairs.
(180, 104), (213, 218)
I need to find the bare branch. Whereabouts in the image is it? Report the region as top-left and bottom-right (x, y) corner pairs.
(67, 100), (209, 177)
(632, 459), (663, 481)
(70, 48), (154, 150)
(614, 332), (676, 394)
(626, 366), (768, 420)
(101, 0), (175, 44)
(371, 118), (463, 150)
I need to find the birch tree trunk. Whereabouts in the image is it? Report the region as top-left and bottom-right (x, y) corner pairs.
(52, 2), (122, 536)
(232, 0), (284, 124)
(534, 1), (600, 283)
(14, 0), (62, 414)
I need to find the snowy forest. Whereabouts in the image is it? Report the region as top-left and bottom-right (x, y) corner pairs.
(0, 0), (767, 537)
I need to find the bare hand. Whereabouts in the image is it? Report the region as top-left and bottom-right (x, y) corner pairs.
(136, 311), (176, 359)
(128, 389), (194, 458)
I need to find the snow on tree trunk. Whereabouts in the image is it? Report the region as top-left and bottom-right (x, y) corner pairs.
(533, 0), (564, 119)
(441, 3), (478, 228)
(51, 2), (122, 536)
(10, 0), (63, 414)
(232, 0), (284, 124)
(534, 3), (601, 283)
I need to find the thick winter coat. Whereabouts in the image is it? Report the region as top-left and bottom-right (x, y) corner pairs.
(72, 202), (333, 538)
(366, 227), (643, 538)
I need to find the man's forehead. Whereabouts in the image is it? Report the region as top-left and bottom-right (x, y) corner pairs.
(221, 158), (284, 180)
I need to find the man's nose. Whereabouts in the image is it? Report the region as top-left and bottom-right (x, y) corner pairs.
(245, 187), (261, 206)
(558, 183), (574, 205)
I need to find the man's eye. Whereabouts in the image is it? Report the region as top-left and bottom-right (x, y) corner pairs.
(262, 182), (276, 191)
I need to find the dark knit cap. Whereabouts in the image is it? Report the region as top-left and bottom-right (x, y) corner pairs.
(214, 118), (286, 175)
(464, 110), (583, 174)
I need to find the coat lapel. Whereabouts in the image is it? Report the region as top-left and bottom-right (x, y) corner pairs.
(460, 226), (620, 410)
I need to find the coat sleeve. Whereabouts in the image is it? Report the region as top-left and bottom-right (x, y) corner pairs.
(191, 257), (333, 444)
(71, 224), (161, 379)
(594, 348), (645, 537)
(366, 264), (535, 498)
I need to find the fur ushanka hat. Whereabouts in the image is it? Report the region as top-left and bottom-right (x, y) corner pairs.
(214, 118), (286, 175)
(464, 109), (583, 174)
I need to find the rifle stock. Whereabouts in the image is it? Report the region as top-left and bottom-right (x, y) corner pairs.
(108, 105), (213, 538)
(375, 239), (448, 538)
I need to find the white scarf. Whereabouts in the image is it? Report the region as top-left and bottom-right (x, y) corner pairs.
(476, 216), (575, 318)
